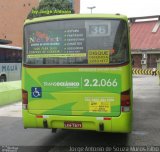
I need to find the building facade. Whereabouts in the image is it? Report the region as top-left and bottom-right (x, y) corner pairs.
(0, 0), (39, 47)
(73, 0), (80, 14)
(130, 16), (160, 69)
(0, 0), (79, 47)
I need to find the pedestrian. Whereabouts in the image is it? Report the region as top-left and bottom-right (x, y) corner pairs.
(152, 68), (157, 76)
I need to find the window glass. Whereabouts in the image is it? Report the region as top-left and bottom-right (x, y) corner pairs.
(0, 48), (22, 63)
(24, 19), (129, 65)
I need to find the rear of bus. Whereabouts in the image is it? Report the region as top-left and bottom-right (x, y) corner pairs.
(22, 14), (132, 133)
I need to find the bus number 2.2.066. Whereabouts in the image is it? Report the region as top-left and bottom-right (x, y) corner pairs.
(83, 78), (118, 87)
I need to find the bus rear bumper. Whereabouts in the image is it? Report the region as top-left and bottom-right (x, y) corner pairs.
(22, 110), (132, 133)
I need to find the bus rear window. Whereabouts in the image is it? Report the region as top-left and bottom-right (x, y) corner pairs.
(24, 19), (129, 65)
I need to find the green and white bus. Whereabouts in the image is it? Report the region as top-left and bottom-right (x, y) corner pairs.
(22, 14), (133, 133)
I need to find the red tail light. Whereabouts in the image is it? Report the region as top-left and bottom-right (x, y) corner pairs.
(22, 89), (28, 109)
(121, 90), (130, 112)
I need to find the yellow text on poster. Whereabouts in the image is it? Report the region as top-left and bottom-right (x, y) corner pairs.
(89, 101), (111, 113)
(27, 53), (86, 58)
(88, 50), (110, 64)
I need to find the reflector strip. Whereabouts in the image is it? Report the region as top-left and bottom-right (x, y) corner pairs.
(121, 106), (130, 112)
(22, 89), (28, 107)
(96, 117), (111, 120)
(103, 117), (111, 120)
(36, 115), (43, 118)
(43, 115), (49, 118)
(96, 117), (103, 120)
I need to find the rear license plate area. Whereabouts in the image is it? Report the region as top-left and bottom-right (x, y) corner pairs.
(64, 121), (82, 128)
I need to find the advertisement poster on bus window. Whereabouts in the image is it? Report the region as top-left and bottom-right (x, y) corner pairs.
(27, 29), (86, 58)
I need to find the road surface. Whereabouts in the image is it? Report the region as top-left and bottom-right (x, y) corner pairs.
(0, 75), (160, 152)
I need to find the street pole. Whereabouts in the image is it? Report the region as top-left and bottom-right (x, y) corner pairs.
(87, 6), (96, 14)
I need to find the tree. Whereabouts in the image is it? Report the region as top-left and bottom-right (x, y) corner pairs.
(27, 0), (74, 19)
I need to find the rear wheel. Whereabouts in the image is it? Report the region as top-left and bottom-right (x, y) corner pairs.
(0, 76), (7, 82)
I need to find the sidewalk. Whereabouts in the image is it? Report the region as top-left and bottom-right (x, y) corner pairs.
(0, 102), (22, 117)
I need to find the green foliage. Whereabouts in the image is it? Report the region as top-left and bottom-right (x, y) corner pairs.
(27, 0), (74, 19)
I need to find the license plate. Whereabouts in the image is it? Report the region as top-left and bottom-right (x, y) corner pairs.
(64, 121), (82, 128)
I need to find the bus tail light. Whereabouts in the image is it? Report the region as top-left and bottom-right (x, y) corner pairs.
(121, 90), (130, 112)
(22, 89), (28, 110)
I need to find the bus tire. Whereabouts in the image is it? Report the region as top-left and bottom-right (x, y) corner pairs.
(0, 75), (7, 82)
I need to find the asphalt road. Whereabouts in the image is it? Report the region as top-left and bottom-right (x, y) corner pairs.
(0, 75), (160, 152)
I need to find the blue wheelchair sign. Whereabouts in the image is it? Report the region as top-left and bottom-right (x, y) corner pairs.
(31, 87), (42, 98)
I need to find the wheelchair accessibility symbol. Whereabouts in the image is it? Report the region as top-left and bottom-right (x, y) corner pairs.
(31, 87), (42, 98)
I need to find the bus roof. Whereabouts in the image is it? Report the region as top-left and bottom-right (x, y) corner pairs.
(0, 39), (12, 44)
(0, 44), (22, 50)
(24, 14), (128, 25)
